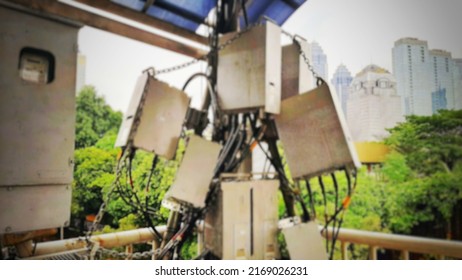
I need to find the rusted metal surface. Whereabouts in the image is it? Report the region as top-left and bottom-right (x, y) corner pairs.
(217, 22), (281, 113)
(2, 228), (57, 246)
(275, 82), (360, 179)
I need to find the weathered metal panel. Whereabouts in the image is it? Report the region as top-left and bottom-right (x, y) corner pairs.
(0, 6), (78, 187)
(0, 6), (79, 233)
(116, 75), (190, 160)
(275, 82), (360, 179)
(115, 73), (149, 147)
(217, 22), (281, 113)
(281, 39), (312, 100)
(0, 185), (72, 234)
(205, 178), (279, 260)
(166, 135), (221, 208)
(282, 221), (327, 260)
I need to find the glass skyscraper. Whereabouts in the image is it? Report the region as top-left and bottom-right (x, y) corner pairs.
(331, 64), (353, 117)
(392, 37), (459, 116)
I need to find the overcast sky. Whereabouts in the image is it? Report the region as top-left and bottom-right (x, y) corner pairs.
(78, 0), (462, 112)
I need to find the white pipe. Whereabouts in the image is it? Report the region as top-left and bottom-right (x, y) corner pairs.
(33, 226), (166, 257)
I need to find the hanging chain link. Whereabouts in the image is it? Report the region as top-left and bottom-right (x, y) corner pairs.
(96, 247), (161, 260)
(281, 30), (320, 81)
(152, 22), (263, 76)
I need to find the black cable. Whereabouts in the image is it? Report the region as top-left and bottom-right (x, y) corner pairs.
(318, 176), (329, 254)
(296, 180), (311, 222)
(144, 155), (158, 206)
(128, 155), (163, 242)
(304, 178), (316, 219)
(330, 173), (340, 260)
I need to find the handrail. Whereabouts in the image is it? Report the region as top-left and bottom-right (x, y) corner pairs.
(322, 226), (462, 259)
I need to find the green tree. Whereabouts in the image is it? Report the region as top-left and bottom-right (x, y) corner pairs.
(383, 110), (462, 240)
(75, 86), (122, 149)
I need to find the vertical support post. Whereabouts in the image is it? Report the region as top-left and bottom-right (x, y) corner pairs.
(401, 250), (409, 260)
(125, 244), (133, 260)
(368, 246), (377, 260)
(197, 229), (204, 256)
(152, 240), (160, 260)
(341, 242), (348, 260)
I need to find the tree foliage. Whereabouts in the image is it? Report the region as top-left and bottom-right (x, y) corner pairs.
(75, 86), (122, 149)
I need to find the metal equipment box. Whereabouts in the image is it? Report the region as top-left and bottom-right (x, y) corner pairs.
(115, 74), (190, 160)
(275, 82), (360, 179)
(217, 22), (281, 114)
(204, 177), (279, 260)
(0, 5), (80, 234)
(281, 219), (327, 260)
(165, 135), (221, 208)
(281, 39), (312, 100)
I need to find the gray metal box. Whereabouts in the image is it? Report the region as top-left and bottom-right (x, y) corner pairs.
(282, 221), (327, 260)
(0, 5), (79, 233)
(115, 75), (190, 160)
(165, 135), (221, 208)
(281, 39), (312, 100)
(204, 178), (279, 260)
(217, 22), (281, 113)
(275, 82), (360, 179)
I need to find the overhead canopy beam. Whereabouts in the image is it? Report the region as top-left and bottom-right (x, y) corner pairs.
(5, 0), (207, 59)
(74, 0), (208, 45)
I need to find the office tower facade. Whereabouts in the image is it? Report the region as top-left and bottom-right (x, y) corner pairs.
(331, 64), (353, 117)
(454, 59), (462, 109)
(311, 41), (328, 81)
(392, 38), (432, 116)
(347, 65), (404, 142)
(393, 37), (458, 116)
(430, 49), (454, 112)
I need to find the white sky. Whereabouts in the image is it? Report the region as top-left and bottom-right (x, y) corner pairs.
(78, 0), (462, 112)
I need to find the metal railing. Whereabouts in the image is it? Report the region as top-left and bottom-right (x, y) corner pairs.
(18, 225), (462, 260)
(322, 226), (462, 260)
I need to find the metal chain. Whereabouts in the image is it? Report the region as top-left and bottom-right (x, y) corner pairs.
(281, 30), (320, 81)
(97, 247), (161, 260)
(152, 22), (263, 76)
(85, 149), (130, 243)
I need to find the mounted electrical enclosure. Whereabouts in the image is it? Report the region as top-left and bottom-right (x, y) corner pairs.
(217, 22), (281, 114)
(281, 221), (327, 260)
(0, 5), (80, 234)
(165, 135), (221, 208)
(275, 82), (360, 179)
(205, 177), (279, 260)
(281, 39), (312, 100)
(115, 75), (190, 160)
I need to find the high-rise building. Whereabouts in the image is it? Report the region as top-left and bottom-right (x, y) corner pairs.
(392, 38), (432, 116)
(432, 88), (447, 113)
(430, 49), (454, 111)
(347, 65), (404, 142)
(453, 59), (462, 109)
(331, 64), (353, 117)
(311, 41), (328, 81)
(392, 37), (458, 116)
